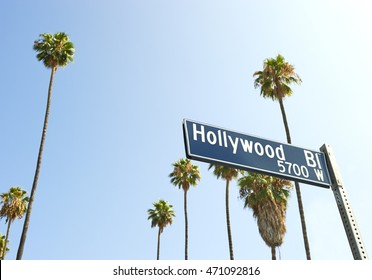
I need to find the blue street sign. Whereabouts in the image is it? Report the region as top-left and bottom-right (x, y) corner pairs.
(183, 119), (331, 188)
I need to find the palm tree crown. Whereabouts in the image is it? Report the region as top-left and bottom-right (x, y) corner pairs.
(0, 233), (9, 259)
(208, 164), (241, 182)
(148, 200), (175, 233)
(169, 158), (201, 192)
(253, 54), (301, 101)
(33, 32), (75, 70)
(0, 187), (29, 223)
(239, 172), (291, 259)
(0, 187), (29, 259)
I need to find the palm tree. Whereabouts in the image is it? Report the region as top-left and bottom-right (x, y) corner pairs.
(253, 54), (311, 259)
(169, 158), (200, 260)
(0, 187), (29, 260)
(17, 33), (75, 260)
(238, 172), (291, 260)
(0, 233), (9, 259)
(148, 199), (175, 260)
(208, 164), (240, 260)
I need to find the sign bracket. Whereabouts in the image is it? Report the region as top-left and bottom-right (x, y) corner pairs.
(320, 144), (368, 260)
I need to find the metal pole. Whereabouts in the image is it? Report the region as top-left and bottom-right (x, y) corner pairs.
(320, 144), (368, 260)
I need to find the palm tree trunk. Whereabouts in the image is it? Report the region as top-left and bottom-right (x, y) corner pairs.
(2, 220), (12, 260)
(294, 181), (311, 259)
(157, 228), (161, 260)
(278, 97), (311, 260)
(278, 98), (291, 144)
(225, 180), (234, 260)
(184, 189), (188, 260)
(17, 67), (57, 260)
(271, 246), (276, 260)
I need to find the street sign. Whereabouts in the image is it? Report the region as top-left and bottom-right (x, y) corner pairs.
(183, 119), (331, 188)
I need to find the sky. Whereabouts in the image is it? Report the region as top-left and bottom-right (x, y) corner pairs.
(1, 0), (371, 260)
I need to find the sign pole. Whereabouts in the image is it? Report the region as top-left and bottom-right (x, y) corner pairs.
(320, 144), (368, 260)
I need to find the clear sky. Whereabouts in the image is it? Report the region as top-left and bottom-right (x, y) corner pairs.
(1, 0), (371, 260)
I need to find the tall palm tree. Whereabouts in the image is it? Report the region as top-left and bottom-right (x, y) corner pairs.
(0, 233), (9, 259)
(17, 33), (75, 260)
(148, 199), (175, 260)
(169, 158), (200, 260)
(208, 164), (240, 260)
(0, 187), (29, 260)
(253, 54), (311, 259)
(238, 172), (291, 260)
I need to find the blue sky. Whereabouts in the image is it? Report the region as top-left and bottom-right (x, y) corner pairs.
(1, 0), (371, 260)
